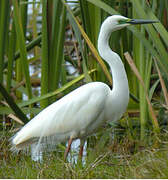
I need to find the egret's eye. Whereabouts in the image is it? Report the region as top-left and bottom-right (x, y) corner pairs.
(118, 19), (130, 24)
(118, 20), (126, 24)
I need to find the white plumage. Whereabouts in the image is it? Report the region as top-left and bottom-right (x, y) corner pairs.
(12, 82), (110, 146)
(11, 15), (156, 160)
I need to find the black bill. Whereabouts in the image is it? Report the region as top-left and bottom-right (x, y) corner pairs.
(128, 19), (158, 24)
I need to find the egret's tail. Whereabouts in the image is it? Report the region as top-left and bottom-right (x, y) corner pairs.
(10, 131), (37, 152)
(10, 131), (43, 162)
(10, 129), (64, 153)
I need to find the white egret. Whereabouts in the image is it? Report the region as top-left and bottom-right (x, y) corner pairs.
(11, 15), (156, 160)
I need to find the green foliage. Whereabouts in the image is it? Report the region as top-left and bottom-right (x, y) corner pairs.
(1, 131), (168, 178)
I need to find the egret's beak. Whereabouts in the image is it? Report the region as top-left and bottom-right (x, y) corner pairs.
(128, 19), (158, 25)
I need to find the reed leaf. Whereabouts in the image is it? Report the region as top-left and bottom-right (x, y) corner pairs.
(149, 79), (160, 101)
(0, 83), (29, 124)
(47, 1), (67, 105)
(12, 0), (32, 99)
(41, 0), (49, 108)
(14, 35), (42, 61)
(0, 0), (10, 84)
(154, 59), (168, 106)
(6, 21), (16, 92)
(53, 5), (66, 90)
(124, 52), (159, 133)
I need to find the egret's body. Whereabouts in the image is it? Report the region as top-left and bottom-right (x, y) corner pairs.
(11, 15), (156, 160)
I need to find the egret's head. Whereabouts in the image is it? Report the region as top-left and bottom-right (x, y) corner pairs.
(98, 15), (158, 58)
(104, 15), (157, 32)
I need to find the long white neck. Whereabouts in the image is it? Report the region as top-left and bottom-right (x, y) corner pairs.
(98, 19), (129, 120)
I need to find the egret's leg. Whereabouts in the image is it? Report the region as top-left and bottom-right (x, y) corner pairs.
(79, 139), (85, 159)
(64, 138), (73, 160)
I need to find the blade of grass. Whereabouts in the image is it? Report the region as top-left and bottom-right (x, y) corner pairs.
(41, 0), (49, 108)
(8, 114), (24, 125)
(53, 5), (66, 90)
(13, 0), (32, 99)
(0, 0), (10, 84)
(31, 0), (40, 57)
(0, 107), (41, 116)
(14, 35), (41, 61)
(124, 52), (159, 133)
(6, 21), (16, 92)
(0, 83), (29, 124)
(20, 0), (28, 35)
(139, 26), (147, 140)
(154, 59), (168, 106)
(149, 79), (160, 101)
(48, 1), (67, 104)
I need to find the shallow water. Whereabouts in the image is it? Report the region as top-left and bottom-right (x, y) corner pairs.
(67, 139), (87, 164)
(31, 139), (87, 164)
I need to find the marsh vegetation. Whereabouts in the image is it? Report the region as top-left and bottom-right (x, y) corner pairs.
(0, 0), (168, 178)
